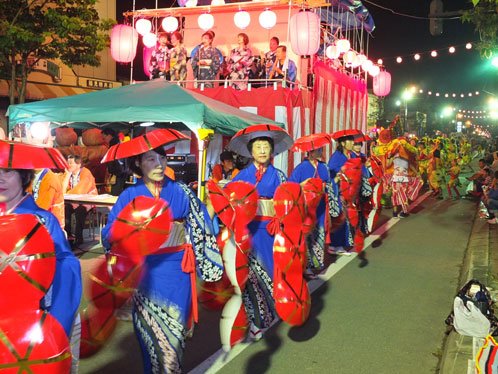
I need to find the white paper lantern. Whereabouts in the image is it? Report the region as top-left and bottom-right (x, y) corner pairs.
(356, 53), (367, 66)
(142, 32), (157, 48)
(198, 13), (214, 31)
(135, 19), (152, 36)
(211, 0), (225, 5)
(369, 64), (381, 77)
(111, 24), (139, 63)
(361, 59), (373, 72)
(289, 10), (320, 56)
(162, 17), (179, 33)
(335, 38), (350, 54)
(185, 0), (198, 6)
(325, 45), (340, 59)
(234, 11), (251, 30)
(259, 10), (277, 29)
(343, 50), (357, 65)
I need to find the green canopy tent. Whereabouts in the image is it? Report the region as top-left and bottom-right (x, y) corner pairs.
(7, 80), (283, 198)
(7, 79), (282, 135)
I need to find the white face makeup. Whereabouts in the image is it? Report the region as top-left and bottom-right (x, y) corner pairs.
(251, 140), (272, 166)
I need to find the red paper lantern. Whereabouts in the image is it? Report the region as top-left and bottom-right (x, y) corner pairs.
(110, 24), (139, 63)
(79, 305), (118, 358)
(0, 310), (72, 373)
(86, 254), (142, 310)
(289, 10), (320, 56)
(0, 214), (55, 312)
(109, 196), (172, 258)
(373, 70), (392, 97)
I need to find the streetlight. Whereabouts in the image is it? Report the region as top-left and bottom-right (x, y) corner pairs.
(401, 89), (414, 133)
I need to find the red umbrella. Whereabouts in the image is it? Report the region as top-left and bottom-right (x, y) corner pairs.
(331, 129), (363, 140)
(227, 124), (293, 158)
(0, 140), (68, 169)
(101, 129), (190, 163)
(290, 133), (332, 152)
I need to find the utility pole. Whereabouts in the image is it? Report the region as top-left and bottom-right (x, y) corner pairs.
(428, 0), (465, 36)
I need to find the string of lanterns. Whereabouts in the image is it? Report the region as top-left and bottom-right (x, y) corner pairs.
(376, 42), (475, 67)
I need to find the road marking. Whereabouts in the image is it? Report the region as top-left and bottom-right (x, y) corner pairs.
(189, 190), (432, 374)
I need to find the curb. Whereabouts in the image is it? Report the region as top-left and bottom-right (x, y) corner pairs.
(439, 210), (493, 374)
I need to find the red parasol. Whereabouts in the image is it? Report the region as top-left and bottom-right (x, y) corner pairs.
(227, 124), (293, 158)
(0, 140), (68, 169)
(331, 129), (363, 141)
(101, 129), (190, 163)
(290, 133), (332, 152)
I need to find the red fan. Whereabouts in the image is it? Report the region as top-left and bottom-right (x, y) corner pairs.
(198, 274), (234, 311)
(227, 124), (293, 158)
(86, 254), (143, 310)
(79, 305), (118, 358)
(0, 310), (72, 373)
(109, 196), (172, 258)
(0, 214), (56, 311)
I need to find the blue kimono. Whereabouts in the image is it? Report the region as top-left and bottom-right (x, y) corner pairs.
(232, 163), (286, 329)
(327, 150), (354, 248)
(289, 159), (330, 269)
(102, 178), (222, 373)
(14, 195), (82, 337)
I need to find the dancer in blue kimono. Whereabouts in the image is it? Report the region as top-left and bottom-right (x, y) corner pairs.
(231, 133), (289, 340)
(289, 146), (334, 275)
(327, 135), (355, 255)
(102, 138), (223, 374)
(0, 143), (82, 370)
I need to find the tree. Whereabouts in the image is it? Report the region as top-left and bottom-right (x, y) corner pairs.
(0, 0), (114, 104)
(462, 0), (498, 58)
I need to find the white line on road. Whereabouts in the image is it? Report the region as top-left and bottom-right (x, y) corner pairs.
(189, 191), (432, 374)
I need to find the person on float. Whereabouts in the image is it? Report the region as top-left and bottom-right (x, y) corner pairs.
(101, 130), (223, 373)
(169, 31), (188, 83)
(0, 140), (82, 368)
(227, 33), (253, 90)
(210, 150), (239, 184)
(327, 135), (355, 256)
(268, 45), (297, 84)
(149, 32), (171, 80)
(289, 143), (331, 277)
(261, 36), (279, 80)
(229, 127), (290, 339)
(62, 154), (97, 247)
(191, 30), (222, 88)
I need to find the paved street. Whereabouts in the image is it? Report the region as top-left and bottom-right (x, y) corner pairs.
(80, 189), (480, 374)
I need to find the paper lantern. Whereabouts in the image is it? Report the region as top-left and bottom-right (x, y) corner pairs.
(369, 64), (381, 77)
(162, 16), (179, 33)
(142, 32), (157, 48)
(356, 53), (367, 66)
(198, 13), (214, 31)
(361, 59), (373, 72)
(325, 45), (340, 59)
(185, 0), (198, 6)
(259, 10), (277, 29)
(343, 50), (357, 65)
(289, 10), (320, 56)
(373, 70), (391, 97)
(234, 11), (251, 30)
(211, 0), (225, 5)
(335, 38), (350, 54)
(135, 18), (152, 36)
(110, 25), (139, 63)
(0, 310), (72, 373)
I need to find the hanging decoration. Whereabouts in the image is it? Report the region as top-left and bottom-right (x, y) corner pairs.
(162, 16), (179, 33)
(211, 0), (225, 5)
(335, 38), (350, 55)
(198, 13), (214, 31)
(110, 25), (139, 63)
(373, 70), (391, 97)
(135, 19), (152, 36)
(142, 32), (157, 48)
(289, 10), (320, 56)
(259, 10), (277, 29)
(234, 10), (251, 30)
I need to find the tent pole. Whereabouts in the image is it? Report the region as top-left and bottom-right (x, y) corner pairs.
(197, 129), (214, 201)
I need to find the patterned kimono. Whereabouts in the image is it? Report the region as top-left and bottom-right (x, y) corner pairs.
(13, 195), (82, 337)
(232, 164), (286, 329)
(169, 45), (188, 82)
(191, 45), (221, 88)
(289, 159), (331, 269)
(328, 150), (354, 248)
(102, 178), (223, 373)
(227, 46), (253, 90)
(149, 45), (170, 80)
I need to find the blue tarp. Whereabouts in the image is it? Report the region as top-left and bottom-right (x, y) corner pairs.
(320, 0), (375, 33)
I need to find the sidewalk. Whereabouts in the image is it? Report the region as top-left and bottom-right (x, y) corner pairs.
(439, 208), (498, 373)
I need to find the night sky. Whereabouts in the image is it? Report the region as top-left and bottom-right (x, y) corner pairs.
(116, 1), (497, 114)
